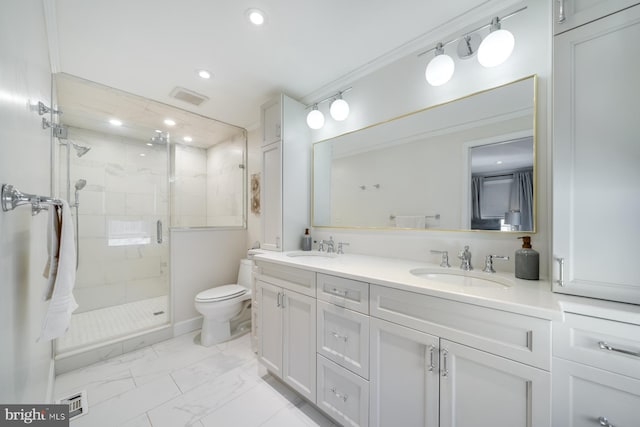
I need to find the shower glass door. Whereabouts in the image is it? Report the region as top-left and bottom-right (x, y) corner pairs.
(54, 123), (170, 355)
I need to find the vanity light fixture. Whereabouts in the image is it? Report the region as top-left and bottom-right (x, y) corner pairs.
(417, 6), (525, 84)
(306, 104), (325, 130)
(246, 9), (265, 26)
(329, 92), (350, 121)
(477, 17), (515, 68)
(425, 43), (455, 86)
(305, 87), (352, 129)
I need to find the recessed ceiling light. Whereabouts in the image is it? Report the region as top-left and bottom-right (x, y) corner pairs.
(198, 70), (211, 79)
(183, 136), (193, 142)
(146, 143), (153, 147)
(246, 9), (265, 26)
(109, 118), (122, 126)
(155, 129), (162, 133)
(140, 153), (146, 157)
(164, 119), (176, 126)
(496, 160), (504, 165)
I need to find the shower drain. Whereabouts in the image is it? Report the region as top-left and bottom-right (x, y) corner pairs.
(57, 390), (88, 420)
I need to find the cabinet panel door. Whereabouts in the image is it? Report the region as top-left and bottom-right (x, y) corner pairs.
(553, 357), (640, 426)
(317, 355), (369, 427)
(553, 0), (640, 34)
(440, 340), (550, 427)
(257, 280), (283, 376)
(261, 141), (282, 251)
(282, 290), (316, 402)
(370, 317), (439, 427)
(262, 98), (281, 145)
(553, 4), (640, 304)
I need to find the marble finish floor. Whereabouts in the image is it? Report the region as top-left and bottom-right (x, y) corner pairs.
(55, 331), (337, 427)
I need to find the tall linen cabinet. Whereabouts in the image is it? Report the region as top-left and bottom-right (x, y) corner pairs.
(260, 94), (310, 252)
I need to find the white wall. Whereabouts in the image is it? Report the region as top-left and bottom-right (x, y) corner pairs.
(0, 0), (55, 403)
(246, 128), (262, 249)
(308, 0), (552, 277)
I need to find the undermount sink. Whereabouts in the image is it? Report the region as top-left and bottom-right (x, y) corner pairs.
(409, 268), (511, 288)
(287, 251), (338, 258)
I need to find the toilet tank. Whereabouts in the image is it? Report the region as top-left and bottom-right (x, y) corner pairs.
(237, 259), (253, 288)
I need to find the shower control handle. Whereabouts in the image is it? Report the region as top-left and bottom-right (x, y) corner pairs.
(157, 220), (163, 244)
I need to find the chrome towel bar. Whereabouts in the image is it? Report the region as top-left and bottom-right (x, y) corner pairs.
(1, 184), (63, 215)
(389, 213), (441, 220)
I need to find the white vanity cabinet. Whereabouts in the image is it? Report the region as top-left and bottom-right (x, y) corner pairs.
(553, 0), (639, 34)
(256, 262), (317, 402)
(552, 311), (640, 425)
(552, 3), (640, 304)
(370, 284), (551, 427)
(260, 94), (310, 251)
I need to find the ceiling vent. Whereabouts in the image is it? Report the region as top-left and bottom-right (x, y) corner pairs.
(170, 87), (209, 106)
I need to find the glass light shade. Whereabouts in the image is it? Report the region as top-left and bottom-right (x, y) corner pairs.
(306, 109), (325, 129)
(477, 29), (515, 67)
(425, 54), (455, 86)
(330, 98), (350, 121)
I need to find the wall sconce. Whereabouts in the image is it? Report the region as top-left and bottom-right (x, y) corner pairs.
(306, 104), (325, 130)
(305, 87), (352, 129)
(418, 6), (525, 85)
(425, 43), (455, 86)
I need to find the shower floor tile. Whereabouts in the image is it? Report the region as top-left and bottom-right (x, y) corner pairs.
(57, 296), (168, 354)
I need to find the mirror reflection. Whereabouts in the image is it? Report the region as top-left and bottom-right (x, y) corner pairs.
(313, 75), (536, 232)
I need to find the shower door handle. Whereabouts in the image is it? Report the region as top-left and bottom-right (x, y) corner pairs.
(156, 220), (163, 244)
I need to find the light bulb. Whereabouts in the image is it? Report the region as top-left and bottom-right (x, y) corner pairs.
(306, 108), (325, 129)
(478, 28), (515, 67)
(330, 98), (350, 121)
(425, 53), (455, 86)
(247, 9), (265, 26)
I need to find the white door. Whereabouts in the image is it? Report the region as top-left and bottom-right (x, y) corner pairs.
(282, 289), (316, 402)
(369, 317), (439, 427)
(553, 4), (640, 304)
(261, 141), (282, 251)
(553, 357), (640, 426)
(439, 340), (550, 427)
(257, 280), (282, 376)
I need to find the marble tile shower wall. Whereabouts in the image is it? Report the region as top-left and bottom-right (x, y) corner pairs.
(206, 137), (244, 227)
(61, 127), (169, 313)
(172, 144), (207, 227)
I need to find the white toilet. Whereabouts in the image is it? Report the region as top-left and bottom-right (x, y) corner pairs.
(195, 259), (253, 346)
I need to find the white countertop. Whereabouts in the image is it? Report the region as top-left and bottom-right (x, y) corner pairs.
(253, 251), (640, 323)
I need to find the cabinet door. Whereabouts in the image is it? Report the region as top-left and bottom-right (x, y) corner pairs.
(262, 98), (281, 145)
(553, 4), (640, 304)
(261, 141), (282, 251)
(553, 0), (640, 34)
(257, 280), (282, 376)
(369, 317), (439, 427)
(440, 340), (550, 427)
(553, 357), (640, 426)
(282, 290), (316, 402)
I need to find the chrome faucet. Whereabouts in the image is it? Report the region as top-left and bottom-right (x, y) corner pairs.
(320, 236), (335, 253)
(482, 255), (509, 273)
(458, 246), (473, 270)
(430, 250), (451, 268)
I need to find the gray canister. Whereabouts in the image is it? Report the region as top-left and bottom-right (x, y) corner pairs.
(515, 236), (539, 280)
(301, 228), (312, 251)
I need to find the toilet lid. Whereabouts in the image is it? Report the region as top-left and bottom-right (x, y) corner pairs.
(196, 284), (247, 302)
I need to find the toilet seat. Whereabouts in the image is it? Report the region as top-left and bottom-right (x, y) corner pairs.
(196, 284), (247, 302)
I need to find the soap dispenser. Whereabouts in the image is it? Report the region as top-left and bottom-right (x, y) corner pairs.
(301, 228), (312, 251)
(515, 236), (539, 280)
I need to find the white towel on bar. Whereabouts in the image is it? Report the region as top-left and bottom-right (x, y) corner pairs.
(394, 215), (426, 228)
(39, 200), (78, 341)
(42, 202), (61, 300)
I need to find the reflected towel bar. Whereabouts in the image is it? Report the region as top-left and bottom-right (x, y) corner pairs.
(2, 184), (63, 215)
(390, 214), (441, 220)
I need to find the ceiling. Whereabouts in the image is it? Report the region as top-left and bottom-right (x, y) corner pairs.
(50, 0), (516, 130)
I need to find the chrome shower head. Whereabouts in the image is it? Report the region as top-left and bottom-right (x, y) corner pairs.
(75, 179), (87, 191)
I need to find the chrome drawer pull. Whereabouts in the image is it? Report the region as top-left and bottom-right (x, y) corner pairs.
(555, 257), (565, 287)
(330, 331), (348, 342)
(598, 341), (640, 358)
(330, 387), (348, 402)
(328, 287), (348, 297)
(442, 349), (449, 377)
(427, 345), (436, 372)
(598, 416), (614, 427)
(558, 0), (566, 24)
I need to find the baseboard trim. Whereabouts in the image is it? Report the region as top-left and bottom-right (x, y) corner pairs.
(173, 316), (202, 337)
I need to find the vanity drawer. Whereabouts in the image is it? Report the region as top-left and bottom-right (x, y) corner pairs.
(370, 285), (551, 370)
(255, 261), (316, 297)
(317, 354), (369, 427)
(554, 313), (640, 380)
(317, 301), (370, 379)
(317, 273), (369, 314)
(553, 357), (640, 426)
